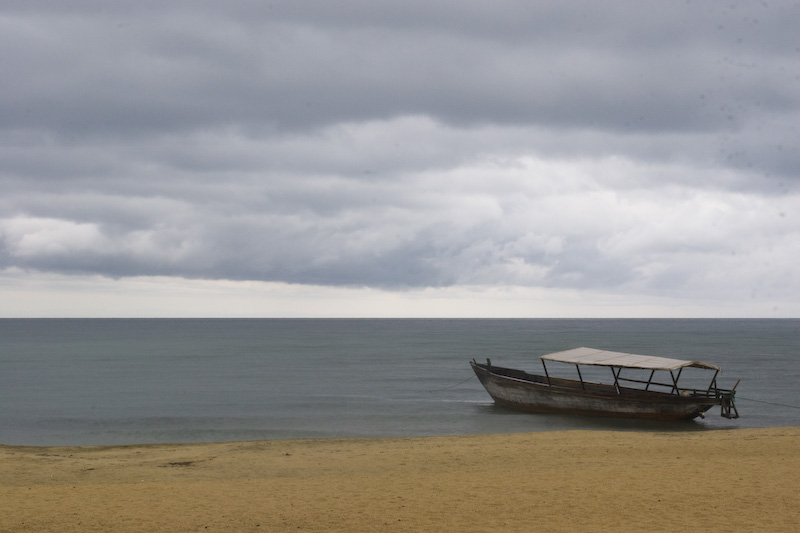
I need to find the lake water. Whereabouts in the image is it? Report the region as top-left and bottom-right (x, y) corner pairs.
(1, 318), (798, 446)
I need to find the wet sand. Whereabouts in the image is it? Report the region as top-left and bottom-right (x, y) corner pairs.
(2, 427), (798, 532)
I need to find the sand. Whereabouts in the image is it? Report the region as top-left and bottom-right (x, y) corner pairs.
(2, 427), (799, 532)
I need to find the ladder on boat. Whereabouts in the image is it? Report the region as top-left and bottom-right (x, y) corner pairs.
(718, 380), (740, 419)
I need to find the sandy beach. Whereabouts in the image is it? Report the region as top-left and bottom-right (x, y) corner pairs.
(2, 427), (798, 532)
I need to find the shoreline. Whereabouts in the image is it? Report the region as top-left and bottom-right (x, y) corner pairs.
(3, 427), (799, 532)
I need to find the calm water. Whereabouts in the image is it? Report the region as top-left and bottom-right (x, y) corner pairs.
(1, 319), (798, 446)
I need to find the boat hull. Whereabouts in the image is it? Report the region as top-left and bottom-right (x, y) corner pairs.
(471, 362), (719, 421)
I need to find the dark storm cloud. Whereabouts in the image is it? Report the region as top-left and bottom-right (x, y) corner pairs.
(1, 1), (798, 302)
(4, 1), (795, 138)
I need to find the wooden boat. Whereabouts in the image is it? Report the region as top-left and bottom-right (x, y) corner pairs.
(471, 347), (739, 420)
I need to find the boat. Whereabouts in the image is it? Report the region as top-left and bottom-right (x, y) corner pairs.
(471, 347), (739, 420)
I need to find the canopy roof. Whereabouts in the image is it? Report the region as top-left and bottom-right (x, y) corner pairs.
(540, 347), (720, 371)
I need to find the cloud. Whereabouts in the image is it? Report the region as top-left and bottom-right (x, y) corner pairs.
(2, 217), (107, 258)
(1, 1), (798, 316)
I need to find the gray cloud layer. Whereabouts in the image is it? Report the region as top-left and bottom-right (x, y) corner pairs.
(2, 1), (798, 306)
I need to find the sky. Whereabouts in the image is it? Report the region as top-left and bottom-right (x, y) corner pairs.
(1, 1), (798, 318)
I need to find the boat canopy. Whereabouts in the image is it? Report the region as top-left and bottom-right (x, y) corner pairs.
(540, 347), (720, 371)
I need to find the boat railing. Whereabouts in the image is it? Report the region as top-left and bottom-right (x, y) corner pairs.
(614, 375), (676, 393)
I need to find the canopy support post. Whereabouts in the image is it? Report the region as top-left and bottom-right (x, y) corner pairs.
(542, 359), (551, 386)
(669, 369), (683, 395)
(611, 367), (621, 394)
(709, 369), (720, 394)
(575, 364), (585, 391)
(645, 369), (655, 391)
